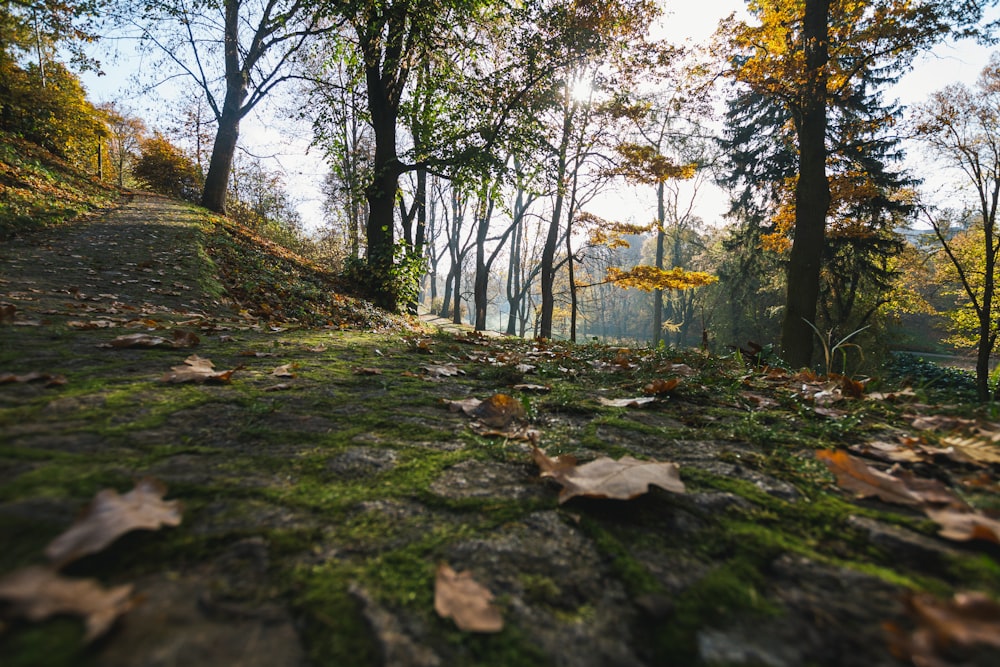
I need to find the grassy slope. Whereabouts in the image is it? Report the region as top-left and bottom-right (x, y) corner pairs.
(0, 131), (122, 240)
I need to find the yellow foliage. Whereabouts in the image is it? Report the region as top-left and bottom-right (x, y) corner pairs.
(606, 266), (718, 292)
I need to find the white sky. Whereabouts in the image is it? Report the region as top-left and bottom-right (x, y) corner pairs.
(79, 1), (999, 233)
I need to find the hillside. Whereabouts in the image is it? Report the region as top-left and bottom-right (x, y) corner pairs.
(1, 186), (1000, 665)
(0, 131), (122, 240)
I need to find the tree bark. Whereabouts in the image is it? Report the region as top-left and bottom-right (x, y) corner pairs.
(653, 181), (666, 346)
(201, 0), (245, 213)
(540, 92), (575, 339)
(780, 0), (831, 368)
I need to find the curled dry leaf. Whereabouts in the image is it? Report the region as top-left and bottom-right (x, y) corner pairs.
(642, 378), (680, 395)
(532, 446), (684, 504)
(816, 450), (921, 506)
(272, 363), (297, 378)
(101, 333), (174, 349)
(422, 363), (463, 379)
(353, 366), (383, 375)
(100, 330), (200, 350)
(0, 566), (134, 642)
(434, 563), (503, 633)
(598, 396), (656, 408)
(45, 478), (182, 567)
(0, 372), (67, 387)
(925, 508), (1000, 544)
(885, 591), (1000, 666)
(160, 355), (234, 384)
(473, 393), (525, 428)
(817, 450), (966, 508)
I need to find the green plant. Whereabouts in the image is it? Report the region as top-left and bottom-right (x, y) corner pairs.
(802, 319), (869, 376)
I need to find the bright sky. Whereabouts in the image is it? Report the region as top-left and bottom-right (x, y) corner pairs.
(79, 1), (999, 233)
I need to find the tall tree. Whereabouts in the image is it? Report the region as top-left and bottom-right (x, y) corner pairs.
(117, 0), (342, 213)
(725, 0), (996, 367)
(913, 56), (1000, 400)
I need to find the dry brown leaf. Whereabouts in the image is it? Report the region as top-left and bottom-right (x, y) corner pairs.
(909, 414), (976, 432)
(598, 396), (656, 408)
(45, 478), (182, 567)
(941, 435), (1000, 465)
(472, 393), (526, 428)
(885, 591), (1000, 666)
(0, 302), (16, 324)
(0, 372), (67, 387)
(170, 329), (200, 348)
(533, 446), (684, 503)
(101, 333), (175, 349)
(925, 508), (1000, 544)
(642, 378), (680, 395)
(816, 450), (921, 505)
(512, 383), (551, 393)
(531, 446), (578, 477)
(444, 397), (482, 416)
(353, 366), (383, 375)
(272, 363), (297, 378)
(740, 391), (780, 409)
(422, 363), (463, 379)
(0, 566), (134, 642)
(264, 383), (295, 392)
(160, 355), (234, 384)
(849, 440), (926, 464)
(434, 563), (503, 633)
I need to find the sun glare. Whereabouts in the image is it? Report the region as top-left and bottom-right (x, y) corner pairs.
(570, 77), (594, 102)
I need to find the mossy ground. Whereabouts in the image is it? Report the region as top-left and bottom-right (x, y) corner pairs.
(2, 195), (1000, 666)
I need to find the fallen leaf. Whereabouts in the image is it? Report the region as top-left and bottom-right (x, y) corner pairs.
(472, 393), (526, 428)
(885, 591), (1000, 665)
(642, 378), (680, 395)
(160, 355), (234, 384)
(941, 435), (1000, 465)
(444, 397), (482, 417)
(264, 383), (295, 392)
(353, 367), (383, 375)
(0, 566), (134, 642)
(170, 329), (200, 348)
(272, 363), (297, 377)
(422, 363), (463, 379)
(816, 450), (921, 505)
(0, 372), (67, 387)
(531, 445), (578, 477)
(0, 302), (16, 324)
(849, 440), (926, 464)
(101, 333), (175, 349)
(598, 396), (656, 408)
(306, 345), (327, 353)
(925, 508), (1000, 544)
(740, 391), (779, 409)
(434, 563), (503, 633)
(512, 383), (551, 393)
(533, 446), (684, 503)
(45, 478), (182, 567)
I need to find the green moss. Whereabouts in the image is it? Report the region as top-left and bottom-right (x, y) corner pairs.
(0, 618), (94, 667)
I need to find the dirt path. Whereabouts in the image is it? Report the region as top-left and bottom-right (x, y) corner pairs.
(2, 195), (1000, 667)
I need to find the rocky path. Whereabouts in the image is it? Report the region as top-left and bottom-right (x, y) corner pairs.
(1, 195), (999, 667)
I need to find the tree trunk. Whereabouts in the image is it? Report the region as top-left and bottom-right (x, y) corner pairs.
(780, 0), (831, 368)
(653, 181), (666, 346)
(540, 93), (575, 339)
(201, 0), (245, 214)
(363, 58), (402, 311)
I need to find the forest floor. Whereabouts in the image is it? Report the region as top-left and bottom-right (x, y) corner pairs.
(2, 194), (1000, 667)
